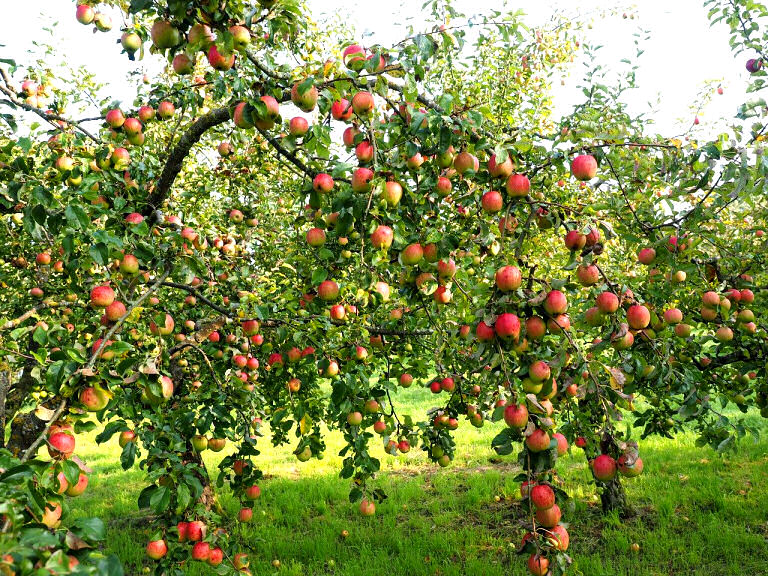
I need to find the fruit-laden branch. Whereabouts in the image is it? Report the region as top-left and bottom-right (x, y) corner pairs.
(161, 282), (432, 336)
(16, 267), (172, 464)
(1, 303), (48, 331)
(0, 68), (102, 144)
(143, 107), (232, 216)
(255, 126), (315, 178)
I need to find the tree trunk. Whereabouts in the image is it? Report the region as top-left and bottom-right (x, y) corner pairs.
(600, 475), (632, 517)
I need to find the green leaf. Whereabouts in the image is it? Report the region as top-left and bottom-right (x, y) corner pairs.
(149, 485), (170, 513)
(70, 517), (106, 542)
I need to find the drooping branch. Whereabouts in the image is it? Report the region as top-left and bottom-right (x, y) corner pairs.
(0, 69), (102, 143)
(143, 107), (232, 215)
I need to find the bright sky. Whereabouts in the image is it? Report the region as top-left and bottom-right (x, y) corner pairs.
(0, 1), (755, 138)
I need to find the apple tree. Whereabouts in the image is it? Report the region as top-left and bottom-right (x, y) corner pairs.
(1, 0), (768, 575)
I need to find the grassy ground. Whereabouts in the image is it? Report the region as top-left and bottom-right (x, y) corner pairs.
(62, 386), (768, 576)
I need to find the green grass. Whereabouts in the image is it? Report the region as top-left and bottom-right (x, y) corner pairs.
(62, 386), (768, 576)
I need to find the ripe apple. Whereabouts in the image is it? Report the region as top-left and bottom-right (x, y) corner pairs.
(150, 20), (181, 50)
(65, 472), (88, 497)
(637, 247), (656, 265)
(571, 154), (598, 180)
(526, 428), (550, 452)
(382, 181), (403, 206)
(359, 498), (376, 516)
(331, 99), (353, 121)
(495, 265), (522, 291)
(172, 53), (194, 75)
(503, 404), (528, 428)
(525, 316), (546, 340)
(105, 108), (125, 129)
(351, 167), (374, 192)
(595, 291), (619, 314)
(543, 290), (567, 315)
(400, 243), (423, 266)
(527, 554), (549, 576)
(371, 225), (394, 249)
(207, 45), (235, 71)
(627, 304), (650, 329)
(481, 190), (503, 212)
(488, 153), (514, 178)
(157, 101), (176, 119)
(476, 321), (495, 342)
(505, 173), (530, 197)
(146, 539), (168, 560)
(119, 430), (136, 448)
(591, 454), (617, 481)
(351, 91), (375, 116)
(306, 227), (326, 247)
(453, 151), (478, 174)
(48, 431), (75, 460)
(75, 4), (95, 24)
(495, 313), (520, 341)
(317, 280), (340, 301)
(576, 264), (599, 286)
(530, 484), (555, 510)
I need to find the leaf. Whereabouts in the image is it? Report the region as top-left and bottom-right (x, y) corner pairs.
(96, 556), (125, 576)
(149, 485), (171, 514)
(65, 204), (89, 229)
(70, 517), (106, 542)
(95, 420), (128, 444)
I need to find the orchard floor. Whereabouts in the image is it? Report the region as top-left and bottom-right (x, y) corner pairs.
(64, 386), (768, 576)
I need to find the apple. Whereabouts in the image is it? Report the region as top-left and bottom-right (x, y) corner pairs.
(172, 53), (194, 75)
(576, 264), (599, 286)
(627, 304), (650, 329)
(527, 554), (549, 576)
(188, 24), (214, 48)
(306, 227), (326, 247)
(317, 280), (340, 301)
(530, 484), (555, 510)
(94, 13), (113, 32)
(506, 174), (530, 197)
(351, 91), (375, 116)
(289, 117), (309, 137)
(291, 81), (318, 112)
(399, 373), (413, 387)
(476, 321), (495, 342)
(618, 455), (644, 478)
(157, 101), (176, 119)
(715, 326), (733, 342)
(343, 44), (367, 70)
(529, 360), (551, 382)
(207, 45), (235, 71)
(105, 108), (125, 129)
(371, 225), (394, 249)
(526, 428), (550, 452)
(525, 316), (547, 340)
(191, 542), (210, 561)
(746, 58), (762, 73)
(312, 173), (334, 193)
(331, 99), (353, 121)
(503, 404), (528, 428)
(451, 151), (477, 174)
(48, 431), (75, 459)
(564, 230), (586, 251)
(488, 153), (514, 178)
(359, 498), (376, 516)
(149, 313), (175, 336)
(351, 167), (374, 192)
(121, 33), (141, 54)
(495, 265), (522, 291)
(481, 190), (503, 212)
(436, 176), (452, 196)
(138, 106), (155, 122)
(535, 503), (561, 528)
(105, 300), (126, 322)
(400, 243), (423, 266)
(90, 285), (115, 308)
(150, 20), (181, 50)
(596, 291), (619, 314)
(553, 432), (568, 456)
(66, 472), (88, 497)
(437, 259), (456, 280)
(208, 548), (224, 566)
(663, 308), (683, 324)
(571, 154), (598, 180)
(591, 454), (617, 481)
(146, 539), (168, 560)
(118, 430), (136, 448)
(191, 435), (208, 452)
(543, 290), (567, 315)
(75, 4), (95, 24)
(495, 313), (520, 341)
(382, 181), (402, 206)
(637, 247), (656, 265)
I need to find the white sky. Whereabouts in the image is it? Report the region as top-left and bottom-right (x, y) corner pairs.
(0, 1), (754, 138)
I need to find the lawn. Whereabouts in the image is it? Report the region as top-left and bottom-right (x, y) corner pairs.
(64, 386), (768, 576)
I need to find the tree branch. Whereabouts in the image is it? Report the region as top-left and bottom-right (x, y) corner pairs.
(143, 107), (232, 215)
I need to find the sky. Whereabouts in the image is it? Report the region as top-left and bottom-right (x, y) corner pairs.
(0, 0), (756, 138)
